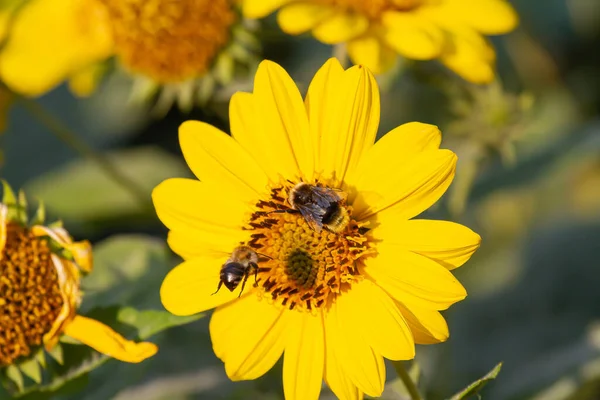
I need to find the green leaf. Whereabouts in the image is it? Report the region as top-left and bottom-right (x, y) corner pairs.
(18, 358), (41, 384)
(24, 146), (190, 225)
(448, 363), (503, 400)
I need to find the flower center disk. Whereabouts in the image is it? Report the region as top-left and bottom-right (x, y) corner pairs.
(0, 224), (63, 366)
(311, 0), (422, 19)
(247, 184), (371, 312)
(100, 0), (236, 82)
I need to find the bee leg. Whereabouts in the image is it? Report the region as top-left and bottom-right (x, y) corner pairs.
(212, 281), (223, 295)
(238, 273), (250, 298)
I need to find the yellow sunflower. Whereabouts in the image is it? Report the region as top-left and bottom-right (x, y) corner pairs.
(0, 0), (257, 109)
(153, 58), (481, 399)
(0, 183), (157, 371)
(242, 0), (518, 83)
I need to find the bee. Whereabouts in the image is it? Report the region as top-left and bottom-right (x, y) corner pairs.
(287, 182), (349, 233)
(213, 246), (260, 297)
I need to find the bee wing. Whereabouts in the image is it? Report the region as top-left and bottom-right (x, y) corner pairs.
(296, 203), (325, 232)
(309, 186), (342, 208)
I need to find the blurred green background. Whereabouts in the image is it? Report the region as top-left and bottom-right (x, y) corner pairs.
(2, 0), (600, 399)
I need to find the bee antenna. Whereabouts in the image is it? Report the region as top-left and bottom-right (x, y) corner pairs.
(256, 252), (272, 260)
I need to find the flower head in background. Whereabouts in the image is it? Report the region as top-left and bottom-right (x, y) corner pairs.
(0, 183), (157, 379)
(153, 58), (481, 399)
(0, 0), (259, 111)
(243, 0), (518, 83)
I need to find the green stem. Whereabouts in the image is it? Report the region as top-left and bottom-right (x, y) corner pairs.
(16, 96), (151, 209)
(393, 361), (423, 400)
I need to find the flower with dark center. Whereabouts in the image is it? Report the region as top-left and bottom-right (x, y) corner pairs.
(153, 58), (481, 400)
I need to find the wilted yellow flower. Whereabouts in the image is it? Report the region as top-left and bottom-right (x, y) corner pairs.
(0, 183), (157, 371)
(0, 0), (257, 109)
(243, 0), (518, 83)
(153, 58), (480, 399)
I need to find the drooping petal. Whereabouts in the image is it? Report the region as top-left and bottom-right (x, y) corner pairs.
(152, 178), (249, 233)
(338, 279), (415, 361)
(364, 247), (467, 310)
(381, 11), (445, 60)
(160, 255), (243, 316)
(179, 121), (270, 200)
(251, 60), (313, 179)
(277, 3), (333, 35)
(345, 122), (441, 187)
(395, 301), (449, 344)
(0, 0), (113, 96)
(317, 64), (380, 184)
(370, 219), (481, 270)
(242, 0), (293, 18)
(426, 0), (519, 35)
(31, 225), (93, 273)
(312, 11), (369, 44)
(283, 311), (325, 400)
(210, 296), (286, 380)
(63, 315), (157, 363)
(0, 204), (8, 258)
(347, 34), (397, 75)
(304, 58), (345, 178)
(325, 300), (386, 397)
(440, 28), (496, 84)
(352, 149), (457, 221)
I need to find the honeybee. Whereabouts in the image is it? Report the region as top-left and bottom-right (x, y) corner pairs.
(213, 246), (259, 297)
(287, 182), (349, 233)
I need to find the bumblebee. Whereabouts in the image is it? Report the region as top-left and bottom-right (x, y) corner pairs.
(213, 246), (259, 297)
(287, 182), (349, 233)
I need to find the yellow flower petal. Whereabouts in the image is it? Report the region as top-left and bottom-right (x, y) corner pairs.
(364, 248), (467, 310)
(396, 301), (449, 344)
(179, 121), (270, 200)
(210, 296), (286, 380)
(352, 149), (457, 221)
(242, 0), (293, 18)
(324, 337), (363, 400)
(347, 34), (397, 75)
(432, 0), (519, 35)
(441, 29), (496, 84)
(67, 62), (106, 97)
(152, 178), (248, 233)
(0, 0), (22, 42)
(0, 0), (113, 96)
(338, 278), (415, 361)
(160, 255), (242, 316)
(345, 122), (441, 187)
(167, 228), (247, 261)
(0, 204), (8, 257)
(277, 3), (333, 35)
(382, 11), (445, 60)
(304, 58), (345, 178)
(63, 315), (157, 363)
(283, 312), (325, 400)
(251, 60), (313, 179)
(371, 219), (481, 270)
(312, 11), (368, 44)
(318, 64), (380, 184)
(31, 225), (93, 272)
(325, 300), (386, 397)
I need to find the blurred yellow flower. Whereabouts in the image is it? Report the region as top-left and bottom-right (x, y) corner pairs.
(0, 184), (157, 369)
(0, 0), (255, 109)
(243, 0), (518, 83)
(153, 58), (480, 399)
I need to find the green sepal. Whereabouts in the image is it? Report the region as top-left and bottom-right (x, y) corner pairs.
(18, 357), (42, 384)
(214, 52), (235, 85)
(232, 25), (261, 51)
(196, 75), (216, 106)
(175, 82), (195, 114)
(47, 344), (64, 365)
(30, 200), (46, 226)
(34, 348), (46, 369)
(16, 190), (28, 225)
(58, 335), (81, 345)
(47, 220), (63, 229)
(1, 180), (19, 223)
(5, 365), (24, 392)
(228, 42), (254, 63)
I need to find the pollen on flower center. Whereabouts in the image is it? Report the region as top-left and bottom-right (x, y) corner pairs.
(245, 184), (372, 313)
(312, 0), (421, 19)
(0, 223), (64, 366)
(100, 0), (236, 82)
